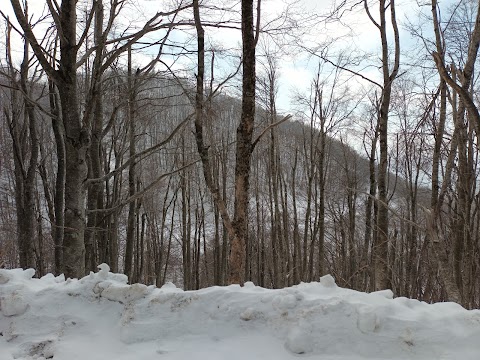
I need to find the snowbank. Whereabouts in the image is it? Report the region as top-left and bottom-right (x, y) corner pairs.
(1, 265), (480, 359)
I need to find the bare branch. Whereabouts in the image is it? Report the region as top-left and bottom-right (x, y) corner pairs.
(84, 113), (192, 185)
(432, 51), (480, 138)
(252, 114), (292, 149)
(9, 0), (60, 82)
(87, 160), (199, 214)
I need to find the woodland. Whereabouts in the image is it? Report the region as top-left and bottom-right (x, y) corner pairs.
(1, 0), (480, 310)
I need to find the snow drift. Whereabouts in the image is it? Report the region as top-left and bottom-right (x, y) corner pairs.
(1, 264), (480, 360)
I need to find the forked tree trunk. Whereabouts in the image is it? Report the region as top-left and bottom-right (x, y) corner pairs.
(373, 0), (400, 291)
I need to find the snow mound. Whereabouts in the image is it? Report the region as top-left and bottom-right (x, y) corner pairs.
(1, 266), (480, 359)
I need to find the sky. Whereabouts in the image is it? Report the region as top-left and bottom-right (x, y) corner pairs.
(2, 264), (480, 359)
(0, 0), (457, 138)
(0, 0), (422, 97)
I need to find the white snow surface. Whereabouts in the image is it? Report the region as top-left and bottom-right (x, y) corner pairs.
(1, 265), (480, 360)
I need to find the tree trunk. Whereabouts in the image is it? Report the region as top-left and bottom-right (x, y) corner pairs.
(227, 0), (256, 285)
(5, 13), (39, 271)
(373, 0), (400, 291)
(125, 47), (137, 281)
(10, 0), (89, 278)
(49, 81), (66, 275)
(86, 0), (107, 271)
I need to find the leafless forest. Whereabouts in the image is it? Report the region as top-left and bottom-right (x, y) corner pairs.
(1, 0), (480, 309)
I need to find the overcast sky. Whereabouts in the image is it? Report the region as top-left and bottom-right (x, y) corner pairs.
(0, 0), (451, 113)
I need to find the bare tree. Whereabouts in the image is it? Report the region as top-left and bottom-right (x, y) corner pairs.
(429, 0), (480, 305)
(192, 0), (258, 285)
(10, 0), (189, 277)
(2, 16), (39, 270)
(364, 0), (401, 291)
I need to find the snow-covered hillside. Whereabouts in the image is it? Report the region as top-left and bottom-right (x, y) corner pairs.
(1, 265), (480, 360)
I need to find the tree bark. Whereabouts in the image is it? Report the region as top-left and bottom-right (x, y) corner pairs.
(125, 46), (137, 281)
(10, 0), (89, 278)
(373, 0), (400, 291)
(229, 0), (257, 285)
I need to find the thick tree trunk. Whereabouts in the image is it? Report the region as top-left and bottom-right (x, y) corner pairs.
(86, 1), (106, 271)
(10, 0), (89, 278)
(58, 0), (89, 279)
(85, 87), (105, 271)
(60, 87), (88, 278)
(229, 0), (256, 285)
(20, 83), (39, 271)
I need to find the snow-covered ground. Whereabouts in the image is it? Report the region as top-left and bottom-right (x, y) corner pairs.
(1, 265), (480, 360)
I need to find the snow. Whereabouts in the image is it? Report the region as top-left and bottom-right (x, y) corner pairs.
(1, 265), (480, 359)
